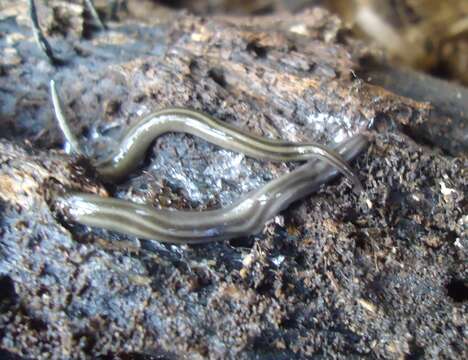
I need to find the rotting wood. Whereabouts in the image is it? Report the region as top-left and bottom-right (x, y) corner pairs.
(0, 3), (466, 359)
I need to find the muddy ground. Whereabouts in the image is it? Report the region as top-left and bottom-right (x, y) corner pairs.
(0, 1), (466, 359)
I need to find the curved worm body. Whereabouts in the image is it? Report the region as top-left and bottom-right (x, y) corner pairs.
(50, 81), (362, 190)
(55, 134), (367, 244)
(50, 80), (367, 244)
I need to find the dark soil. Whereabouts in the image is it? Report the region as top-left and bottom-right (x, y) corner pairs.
(0, 1), (466, 359)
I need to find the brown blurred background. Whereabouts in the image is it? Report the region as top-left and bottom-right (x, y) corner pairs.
(116, 0), (467, 85)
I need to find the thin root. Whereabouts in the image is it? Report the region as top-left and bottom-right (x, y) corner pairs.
(28, 0), (63, 65)
(84, 0), (107, 30)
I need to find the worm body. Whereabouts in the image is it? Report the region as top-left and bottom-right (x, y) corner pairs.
(50, 80), (367, 244)
(50, 81), (362, 190)
(56, 134), (367, 244)
(96, 108), (363, 192)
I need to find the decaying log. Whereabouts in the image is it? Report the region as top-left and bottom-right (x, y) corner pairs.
(0, 2), (466, 359)
(361, 62), (468, 156)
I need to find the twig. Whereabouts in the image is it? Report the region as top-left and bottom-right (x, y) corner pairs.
(109, 0), (127, 20)
(83, 0), (107, 30)
(28, 0), (62, 65)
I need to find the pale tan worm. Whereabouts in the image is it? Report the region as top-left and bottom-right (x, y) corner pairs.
(55, 134), (367, 244)
(50, 80), (363, 190)
(50, 80), (367, 244)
